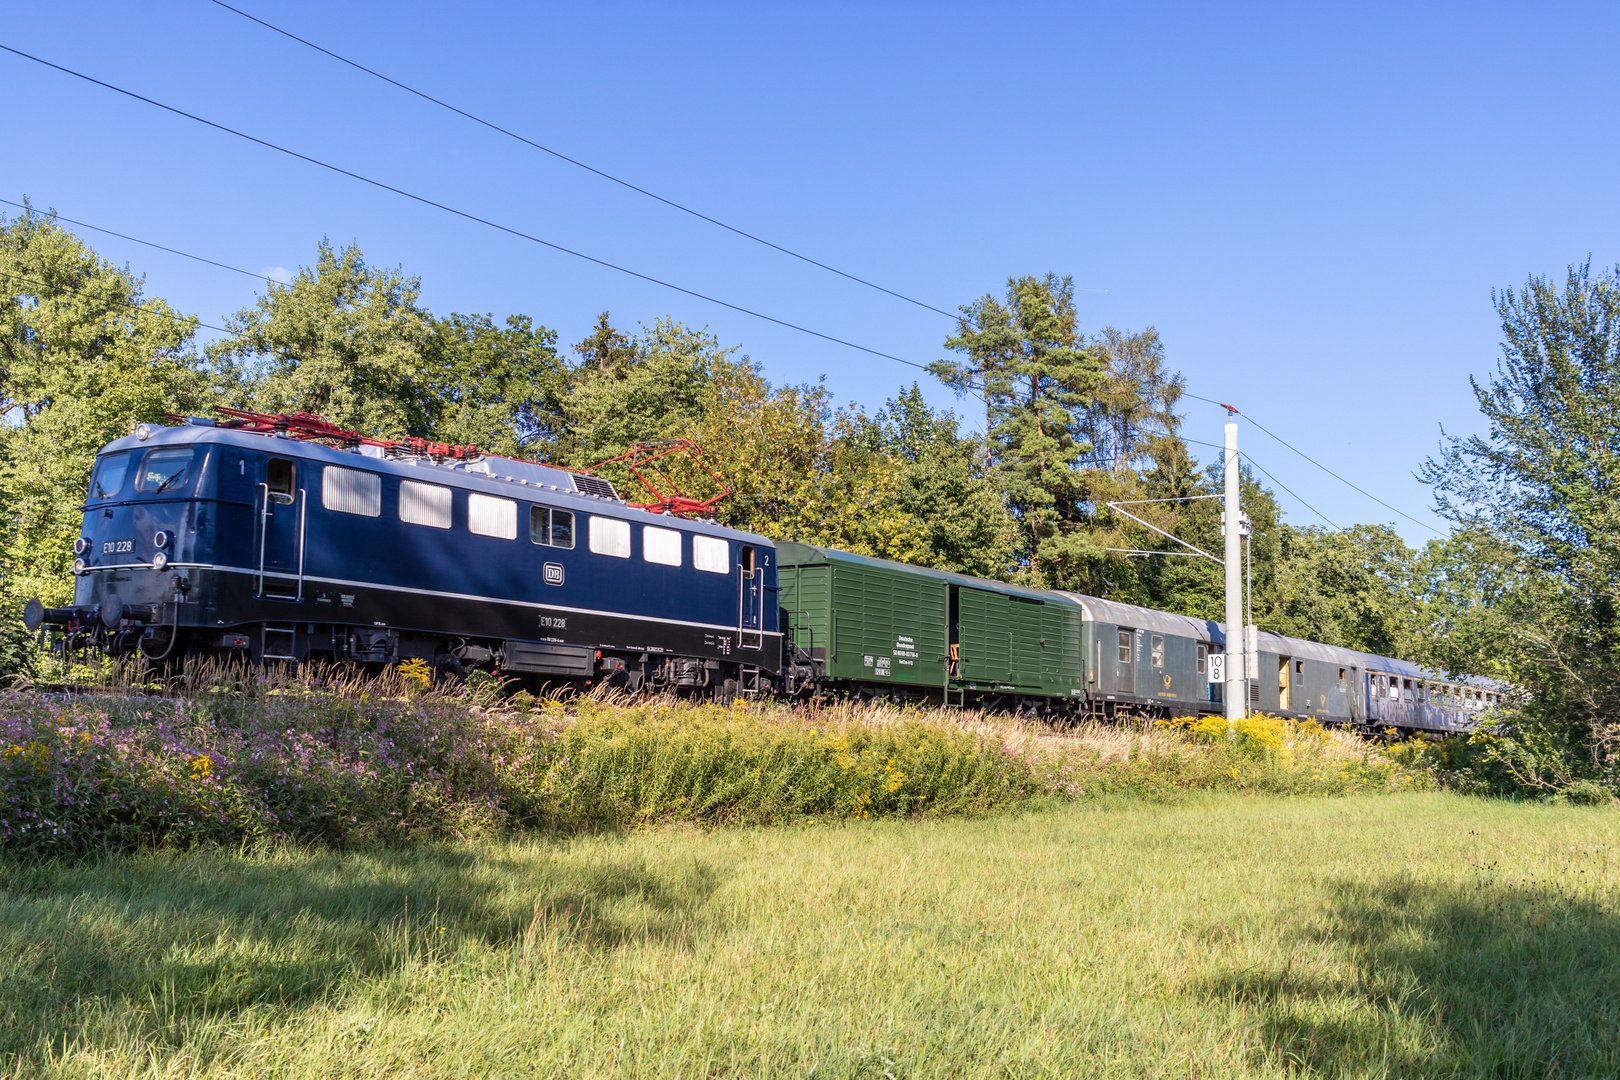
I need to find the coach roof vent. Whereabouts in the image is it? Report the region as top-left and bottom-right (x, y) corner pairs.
(571, 473), (619, 500)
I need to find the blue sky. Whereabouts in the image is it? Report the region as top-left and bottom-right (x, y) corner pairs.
(6, 1), (1618, 546)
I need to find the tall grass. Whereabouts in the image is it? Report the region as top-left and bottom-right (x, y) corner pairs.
(1, 661), (1433, 857)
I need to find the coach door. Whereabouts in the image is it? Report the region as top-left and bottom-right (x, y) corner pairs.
(256, 456), (306, 599)
(738, 545), (763, 649)
(1114, 627), (1136, 696)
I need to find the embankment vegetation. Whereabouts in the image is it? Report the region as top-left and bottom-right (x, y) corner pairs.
(2, 663), (1430, 859)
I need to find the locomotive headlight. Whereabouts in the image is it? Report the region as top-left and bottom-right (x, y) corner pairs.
(152, 552), (169, 571)
(134, 423), (153, 441)
(153, 530), (170, 549)
(71, 558), (86, 575)
(73, 537), (88, 555)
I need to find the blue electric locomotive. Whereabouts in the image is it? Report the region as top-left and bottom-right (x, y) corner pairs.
(28, 415), (782, 694)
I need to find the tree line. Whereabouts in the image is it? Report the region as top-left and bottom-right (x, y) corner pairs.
(3, 205), (1616, 798)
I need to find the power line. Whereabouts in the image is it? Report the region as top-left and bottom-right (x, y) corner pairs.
(0, 266), (237, 336)
(0, 42), (933, 374)
(0, 197), (280, 284)
(1182, 390), (1442, 534)
(206, 0), (963, 322)
(1239, 450), (1339, 530)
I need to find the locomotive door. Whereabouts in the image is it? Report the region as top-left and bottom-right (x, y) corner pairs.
(256, 457), (306, 599)
(738, 545), (763, 649)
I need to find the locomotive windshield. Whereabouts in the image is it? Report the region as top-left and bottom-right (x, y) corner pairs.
(134, 448), (195, 495)
(88, 452), (130, 500)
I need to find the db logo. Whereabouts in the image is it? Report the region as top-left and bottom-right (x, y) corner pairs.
(543, 562), (565, 586)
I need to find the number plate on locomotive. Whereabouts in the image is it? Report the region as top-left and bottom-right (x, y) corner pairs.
(101, 539), (134, 555)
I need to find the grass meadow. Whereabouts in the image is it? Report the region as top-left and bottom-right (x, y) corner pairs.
(4, 791), (1618, 1078)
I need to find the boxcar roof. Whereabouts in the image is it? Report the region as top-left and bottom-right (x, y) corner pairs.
(98, 423), (773, 544)
(1051, 592), (1226, 642)
(776, 542), (1058, 602)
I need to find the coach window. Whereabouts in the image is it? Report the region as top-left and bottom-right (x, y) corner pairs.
(1416, 682), (1428, 704)
(1150, 635), (1164, 667)
(89, 452), (130, 500)
(693, 534), (729, 574)
(588, 515), (631, 558)
(399, 480), (452, 529)
(1196, 643), (1207, 675)
(321, 465), (381, 517)
(1403, 679), (1414, 703)
(267, 458), (295, 503)
(468, 493), (517, 539)
(136, 448), (195, 495)
(1117, 630), (1131, 663)
(529, 506), (575, 548)
(643, 525), (682, 567)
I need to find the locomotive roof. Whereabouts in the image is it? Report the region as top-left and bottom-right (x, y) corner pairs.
(1051, 592), (1226, 643)
(97, 423), (775, 545)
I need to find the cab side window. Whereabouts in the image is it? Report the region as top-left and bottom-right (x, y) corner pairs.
(1196, 643), (1207, 675)
(267, 458), (295, 503)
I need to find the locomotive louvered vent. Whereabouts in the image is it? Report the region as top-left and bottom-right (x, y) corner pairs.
(571, 473), (619, 499)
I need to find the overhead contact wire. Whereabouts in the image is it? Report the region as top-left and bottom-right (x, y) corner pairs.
(1183, 391), (1441, 534)
(0, 43), (932, 373)
(207, 0), (961, 321)
(0, 197), (281, 284)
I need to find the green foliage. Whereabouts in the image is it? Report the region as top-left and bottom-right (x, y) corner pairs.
(1417, 261), (1620, 794)
(416, 312), (568, 455)
(0, 206), (209, 676)
(933, 273), (1105, 584)
(208, 240), (431, 438)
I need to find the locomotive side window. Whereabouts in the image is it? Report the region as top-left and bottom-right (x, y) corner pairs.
(400, 480), (452, 529)
(693, 534), (729, 574)
(1117, 630), (1131, 663)
(529, 506), (575, 549)
(588, 516), (631, 558)
(135, 449), (194, 494)
(89, 452), (130, 500)
(643, 526), (682, 567)
(468, 493), (517, 539)
(1150, 635), (1164, 668)
(322, 466), (381, 517)
(267, 458), (295, 503)
(1196, 643), (1207, 674)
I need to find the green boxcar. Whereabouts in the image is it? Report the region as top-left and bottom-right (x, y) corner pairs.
(776, 543), (1085, 703)
(777, 542), (949, 688)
